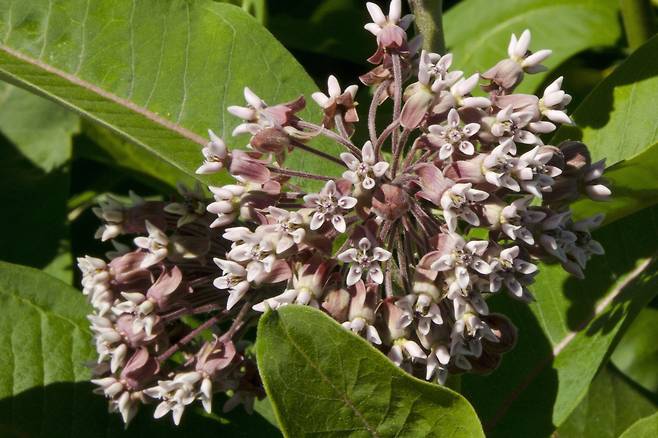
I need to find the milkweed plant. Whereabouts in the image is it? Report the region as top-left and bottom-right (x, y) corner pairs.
(78, 0), (615, 426)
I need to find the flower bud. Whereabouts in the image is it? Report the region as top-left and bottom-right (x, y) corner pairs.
(372, 183), (409, 220)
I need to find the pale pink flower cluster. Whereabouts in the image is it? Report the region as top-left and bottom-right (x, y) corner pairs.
(82, 0), (609, 426)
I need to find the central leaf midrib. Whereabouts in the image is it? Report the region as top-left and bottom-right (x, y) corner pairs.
(278, 317), (380, 437)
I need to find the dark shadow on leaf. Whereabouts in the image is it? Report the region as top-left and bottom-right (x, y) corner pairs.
(0, 134), (69, 271)
(0, 381), (280, 438)
(462, 295), (557, 438)
(563, 204), (658, 333)
(553, 36), (658, 141)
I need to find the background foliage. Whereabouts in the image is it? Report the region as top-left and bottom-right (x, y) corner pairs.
(0, 0), (657, 436)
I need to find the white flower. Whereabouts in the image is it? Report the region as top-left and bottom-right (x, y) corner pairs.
(343, 317), (382, 345)
(227, 87), (268, 136)
(427, 109), (480, 160)
(224, 227), (276, 282)
(430, 235), (491, 288)
(196, 130), (228, 174)
(482, 139), (522, 191)
(340, 141), (389, 190)
(134, 221), (168, 268)
(312, 75), (358, 110)
(440, 183), (489, 231)
(262, 206), (306, 254)
(516, 146), (562, 198)
(418, 51), (463, 91)
(364, 0), (413, 36)
(539, 76), (572, 125)
(450, 314), (497, 359)
(396, 293), (443, 336)
(448, 73), (492, 109)
(488, 246), (537, 301)
(499, 197), (546, 245)
(207, 184), (246, 228)
(78, 256), (113, 315)
(337, 237), (392, 286)
(507, 29), (552, 73)
(303, 180), (357, 233)
(490, 105), (539, 146)
(112, 292), (158, 335)
(388, 339), (427, 367)
(92, 195), (126, 241)
(144, 372), (204, 426)
(213, 258), (250, 310)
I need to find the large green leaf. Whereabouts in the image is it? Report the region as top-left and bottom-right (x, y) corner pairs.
(0, 0), (341, 189)
(619, 412), (658, 438)
(0, 261), (280, 437)
(557, 366), (657, 438)
(0, 84), (79, 283)
(444, 0), (621, 93)
(611, 307), (658, 395)
(462, 204), (658, 437)
(554, 36), (658, 224)
(256, 305), (484, 438)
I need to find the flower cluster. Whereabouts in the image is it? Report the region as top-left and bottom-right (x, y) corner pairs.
(81, 0), (609, 425)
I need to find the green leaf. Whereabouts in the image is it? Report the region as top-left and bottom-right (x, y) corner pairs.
(554, 36), (658, 224)
(0, 261), (280, 437)
(256, 305), (485, 438)
(462, 204), (658, 437)
(79, 121), (193, 192)
(619, 412), (658, 438)
(557, 366), (657, 438)
(0, 84), (79, 283)
(0, 0), (341, 190)
(444, 0), (621, 93)
(611, 307), (658, 395)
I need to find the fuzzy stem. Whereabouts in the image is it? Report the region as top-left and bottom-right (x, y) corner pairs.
(391, 129), (410, 177)
(334, 114), (351, 140)
(295, 120), (361, 156)
(157, 312), (227, 362)
(369, 82), (389, 148)
(267, 166), (333, 181)
(391, 54), (403, 164)
(220, 301), (252, 341)
(291, 139), (346, 166)
(375, 118), (401, 156)
(620, 0), (656, 50)
(408, 0), (446, 54)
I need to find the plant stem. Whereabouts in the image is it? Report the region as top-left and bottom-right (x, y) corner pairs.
(295, 120), (361, 156)
(408, 0), (446, 54)
(620, 0), (656, 50)
(157, 312), (226, 362)
(369, 82), (388, 148)
(291, 139), (345, 166)
(267, 166), (333, 181)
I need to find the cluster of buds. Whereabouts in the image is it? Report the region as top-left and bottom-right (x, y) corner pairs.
(81, 0), (610, 425)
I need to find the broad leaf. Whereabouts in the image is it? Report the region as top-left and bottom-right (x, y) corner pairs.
(557, 366), (657, 438)
(554, 36), (658, 224)
(611, 307), (658, 395)
(256, 305), (484, 438)
(0, 261), (280, 436)
(0, 84), (79, 283)
(79, 122), (193, 192)
(619, 412), (658, 438)
(462, 204), (658, 437)
(0, 0), (341, 190)
(444, 0), (621, 93)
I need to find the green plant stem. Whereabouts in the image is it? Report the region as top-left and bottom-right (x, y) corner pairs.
(408, 0), (446, 54)
(620, 0), (656, 50)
